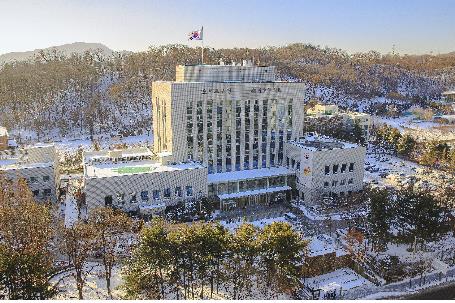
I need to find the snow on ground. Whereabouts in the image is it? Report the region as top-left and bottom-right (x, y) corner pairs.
(64, 195), (78, 228)
(306, 234), (348, 257)
(293, 201), (365, 221)
(305, 268), (373, 298)
(374, 115), (455, 143)
(54, 262), (124, 300)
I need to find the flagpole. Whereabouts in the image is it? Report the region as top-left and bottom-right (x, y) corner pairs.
(201, 39), (204, 65)
(201, 26), (204, 65)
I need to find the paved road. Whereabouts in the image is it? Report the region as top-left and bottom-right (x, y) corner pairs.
(401, 283), (455, 300)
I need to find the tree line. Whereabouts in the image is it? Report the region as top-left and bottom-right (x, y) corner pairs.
(0, 175), (307, 300)
(373, 124), (455, 171)
(1, 44), (454, 140)
(366, 185), (451, 252)
(122, 219), (307, 300)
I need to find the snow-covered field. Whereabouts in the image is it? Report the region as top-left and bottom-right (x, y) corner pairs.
(54, 262), (124, 300)
(374, 115), (455, 143)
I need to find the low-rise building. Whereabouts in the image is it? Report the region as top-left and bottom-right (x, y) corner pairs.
(0, 143), (59, 202)
(442, 90), (455, 102)
(83, 147), (208, 215)
(306, 104), (371, 140)
(306, 104), (340, 117)
(285, 134), (366, 205)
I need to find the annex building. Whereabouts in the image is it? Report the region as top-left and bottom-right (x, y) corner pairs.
(83, 147), (207, 215)
(0, 142), (59, 202)
(285, 134), (366, 204)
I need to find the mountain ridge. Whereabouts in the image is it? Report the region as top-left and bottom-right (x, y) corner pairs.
(0, 42), (115, 63)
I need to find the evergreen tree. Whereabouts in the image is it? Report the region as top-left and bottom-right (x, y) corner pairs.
(397, 134), (416, 158)
(367, 188), (391, 251)
(225, 223), (259, 299)
(257, 222), (307, 298)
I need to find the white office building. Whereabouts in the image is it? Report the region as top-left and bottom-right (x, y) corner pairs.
(0, 143), (59, 201)
(152, 62), (306, 210)
(83, 147), (207, 215)
(285, 134), (366, 205)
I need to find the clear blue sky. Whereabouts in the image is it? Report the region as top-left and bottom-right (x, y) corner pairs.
(1, 0), (454, 55)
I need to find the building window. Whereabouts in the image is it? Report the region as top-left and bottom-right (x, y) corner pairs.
(141, 191), (149, 201)
(43, 188), (51, 197)
(153, 190), (160, 200)
(348, 178), (353, 184)
(332, 180), (338, 187)
(341, 163), (347, 173)
(32, 189), (39, 197)
(349, 163), (354, 172)
(186, 186), (193, 197)
(175, 187), (183, 197)
(43, 175), (50, 182)
(130, 193), (137, 203)
(117, 193), (124, 204)
(324, 181), (329, 188)
(340, 179), (346, 186)
(105, 195), (113, 206)
(30, 177), (38, 184)
(325, 166), (330, 175)
(164, 188), (171, 198)
(333, 164), (339, 174)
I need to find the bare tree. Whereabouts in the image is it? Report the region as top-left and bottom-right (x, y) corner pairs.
(89, 207), (133, 298)
(60, 221), (97, 300)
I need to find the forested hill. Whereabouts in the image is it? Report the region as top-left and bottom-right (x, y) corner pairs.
(0, 43), (454, 141)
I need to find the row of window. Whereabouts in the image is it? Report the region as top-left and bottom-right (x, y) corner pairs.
(32, 188), (52, 197)
(323, 178), (354, 188)
(28, 175), (51, 183)
(104, 186), (194, 206)
(324, 163), (355, 175)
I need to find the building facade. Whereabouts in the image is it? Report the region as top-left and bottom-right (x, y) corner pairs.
(151, 63), (306, 209)
(0, 144), (59, 202)
(284, 135), (366, 205)
(442, 90), (455, 102)
(83, 147), (208, 215)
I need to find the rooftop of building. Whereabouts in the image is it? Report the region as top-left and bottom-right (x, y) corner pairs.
(83, 147), (205, 178)
(0, 143), (55, 170)
(84, 159), (205, 178)
(288, 134), (359, 152)
(207, 166), (294, 184)
(174, 60), (277, 83)
(83, 147), (153, 164)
